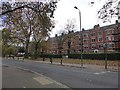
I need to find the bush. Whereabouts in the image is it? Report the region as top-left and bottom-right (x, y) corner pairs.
(68, 53), (120, 60)
(40, 54), (62, 58)
(39, 53), (120, 60)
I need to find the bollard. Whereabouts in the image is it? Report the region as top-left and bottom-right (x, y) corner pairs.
(50, 57), (52, 64)
(61, 59), (62, 65)
(43, 57), (45, 61)
(23, 57), (24, 61)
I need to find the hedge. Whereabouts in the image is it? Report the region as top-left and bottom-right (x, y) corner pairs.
(40, 54), (62, 58)
(39, 53), (120, 60)
(68, 53), (120, 60)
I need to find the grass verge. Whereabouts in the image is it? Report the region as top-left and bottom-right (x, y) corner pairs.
(37, 58), (118, 67)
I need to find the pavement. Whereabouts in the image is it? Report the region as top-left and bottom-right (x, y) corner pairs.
(10, 57), (118, 72)
(2, 65), (69, 88)
(31, 59), (118, 72)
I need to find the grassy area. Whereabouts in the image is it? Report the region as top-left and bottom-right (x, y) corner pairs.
(38, 58), (118, 67)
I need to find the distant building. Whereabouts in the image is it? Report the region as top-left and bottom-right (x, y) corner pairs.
(118, 1), (120, 23)
(47, 37), (58, 54)
(112, 20), (120, 52)
(47, 21), (120, 54)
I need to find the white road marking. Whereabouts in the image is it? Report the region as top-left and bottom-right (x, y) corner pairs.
(94, 73), (100, 75)
(23, 86), (26, 88)
(33, 76), (53, 85)
(86, 78), (92, 82)
(89, 79), (92, 82)
(94, 71), (110, 75)
(101, 71), (106, 74)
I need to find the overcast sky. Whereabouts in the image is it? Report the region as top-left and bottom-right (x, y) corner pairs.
(50, 0), (117, 37)
(0, 0), (118, 37)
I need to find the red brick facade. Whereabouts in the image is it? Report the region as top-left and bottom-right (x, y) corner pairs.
(112, 21), (120, 51)
(47, 21), (120, 54)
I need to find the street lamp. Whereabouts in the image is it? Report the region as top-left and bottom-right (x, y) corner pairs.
(56, 33), (64, 65)
(74, 6), (83, 67)
(104, 43), (108, 69)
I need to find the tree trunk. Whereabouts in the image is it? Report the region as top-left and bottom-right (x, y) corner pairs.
(25, 40), (29, 58)
(34, 42), (38, 59)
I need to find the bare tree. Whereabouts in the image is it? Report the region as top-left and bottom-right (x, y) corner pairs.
(64, 19), (77, 54)
(89, 0), (120, 23)
(64, 19), (76, 32)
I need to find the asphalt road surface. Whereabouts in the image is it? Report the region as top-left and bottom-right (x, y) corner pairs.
(2, 59), (118, 88)
(2, 65), (68, 88)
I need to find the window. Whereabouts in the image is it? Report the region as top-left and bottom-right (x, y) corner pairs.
(98, 38), (103, 42)
(83, 33), (88, 37)
(108, 43), (114, 48)
(111, 36), (114, 41)
(98, 44), (103, 48)
(83, 44), (88, 49)
(106, 36), (111, 41)
(83, 39), (88, 43)
(84, 46), (88, 49)
(98, 32), (102, 36)
(91, 44), (96, 49)
(107, 31), (111, 34)
(91, 39), (96, 42)
(106, 29), (113, 35)
(91, 33), (95, 36)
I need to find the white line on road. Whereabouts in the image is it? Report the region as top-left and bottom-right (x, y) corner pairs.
(33, 76), (53, 85)
(94, 73), (100, 75)
(107, 71), (111, 72)
(23, 86), (26, 88)
(94, 71), (110, 75)
(101, 71), (106, 74)
(86, 78), (92, 82)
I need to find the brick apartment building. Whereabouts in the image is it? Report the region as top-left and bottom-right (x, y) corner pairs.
(47, 20), (120, 54)
(112, 20), (120, 51)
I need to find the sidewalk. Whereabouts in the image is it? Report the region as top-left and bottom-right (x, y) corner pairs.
(12, 57), (118, 72)
(32, 59), (118, 72)
(2, 65), (69, 88)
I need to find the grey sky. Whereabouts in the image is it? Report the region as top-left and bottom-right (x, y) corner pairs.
(50, 0), (117, 37)
(0, 0), (118, 36)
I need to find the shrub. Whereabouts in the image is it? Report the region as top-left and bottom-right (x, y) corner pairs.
(39, 53), (120, 60)
(40, 54), (62, 58)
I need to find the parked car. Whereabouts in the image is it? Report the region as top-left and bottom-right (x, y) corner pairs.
(16, 52), (25, 60)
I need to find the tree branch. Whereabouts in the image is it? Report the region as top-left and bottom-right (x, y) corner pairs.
(1, 4), (38, 16)
(1, 5), (27, 15)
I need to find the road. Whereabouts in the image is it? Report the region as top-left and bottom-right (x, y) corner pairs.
(2, 59), (118, 88)
(2, 65), (68, 88)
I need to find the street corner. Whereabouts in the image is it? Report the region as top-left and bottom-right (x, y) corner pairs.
(2, 65), (69, 88)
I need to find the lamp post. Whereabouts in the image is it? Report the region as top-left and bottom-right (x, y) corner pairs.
(104, 43), (108, 69)
(67, 31), (71, 54)
(74, 6), (83, 67)
(56, 33), (63, 65)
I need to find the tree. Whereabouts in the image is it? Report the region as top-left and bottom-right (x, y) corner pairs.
(90, 0), (120, 23)
(55, 33), (64, 54)
(40, 40), (48, 54)
(64, 19), (76, 32)
(31, 2), (55, 58)
(2, 1), (58, 58)
(2, 28), (17, 56)
(55, 19), (77, 54)
(64, 19), (77, 54)
(2, 5), (31, 57)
